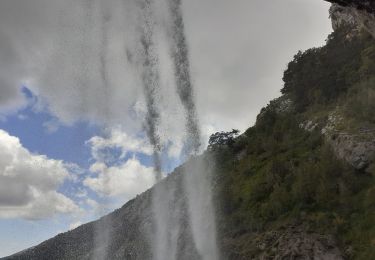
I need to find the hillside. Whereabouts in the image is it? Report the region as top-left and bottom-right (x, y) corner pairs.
(214, 14), (375, 258)
(3, 3), (375, 260)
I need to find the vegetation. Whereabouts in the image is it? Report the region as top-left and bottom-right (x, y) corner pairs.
(208, 129), (240, 150)
(212, 26), (375, 259)
(281, 25), (374, 112)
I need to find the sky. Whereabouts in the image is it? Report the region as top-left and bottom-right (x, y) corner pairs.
(0, 0), (332, 257)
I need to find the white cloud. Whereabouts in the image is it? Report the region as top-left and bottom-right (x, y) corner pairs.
(77, 128), (157, 209)
(85, 198), (100, 210)
(0, 129), (79, 220)
(69, 221), (82, 230)
(87, 127), (153, 162)
(84, 157), (155, 199)
(42, 119), (60, 134)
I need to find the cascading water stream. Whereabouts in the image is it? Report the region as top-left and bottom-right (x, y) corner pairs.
(3, 0), (221, 258)
(136, 1), (180, 259)
(118, 0), (220, 258)
(164, 0), (220, 258)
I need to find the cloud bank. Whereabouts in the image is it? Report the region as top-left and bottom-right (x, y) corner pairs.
(0, 129), (78, 220)
(83, 128), (156, 200)
(84, 157), (155, 199)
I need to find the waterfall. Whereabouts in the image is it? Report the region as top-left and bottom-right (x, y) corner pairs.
(3, 0), (220, 258)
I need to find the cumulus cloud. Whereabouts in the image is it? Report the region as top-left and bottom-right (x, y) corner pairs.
(0, 129), (79, 220)
(69, 221), (83, 230)
(84, 157), (155, 199)
(87, 127), (153, 162)
(83, 129), (156, 201)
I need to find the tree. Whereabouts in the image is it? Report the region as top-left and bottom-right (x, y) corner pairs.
(208, 129), (240, 150)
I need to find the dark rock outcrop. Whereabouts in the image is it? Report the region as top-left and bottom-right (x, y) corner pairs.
(326, 0), (375, 15)
(328, 131), (375, 171)
(328, 0), (375, 38)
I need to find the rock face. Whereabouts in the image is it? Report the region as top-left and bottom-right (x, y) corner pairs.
(328, 131), (375, 170)
(267, 96), (375, 172)
(300, 110), (375, 172)
(322, 112), (375, 171)
(329, 1), (375, 38)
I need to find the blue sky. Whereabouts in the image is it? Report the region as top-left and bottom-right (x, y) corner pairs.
(1, 87), (99, 167)
(0, 88), (164, 256)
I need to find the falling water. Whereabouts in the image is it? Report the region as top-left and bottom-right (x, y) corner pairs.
(136, 1), (180, 259)
(1, 0), (220, 258)
(165, 0), (201, 154)
(137, 0), (163, 182)
(135, 0), (220, 258)
(164, 0), (220, 259)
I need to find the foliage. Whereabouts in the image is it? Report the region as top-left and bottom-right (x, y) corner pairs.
(208, 129), (240, 150)
(212, 28), (375, 258)
(343, 77), (375, 125)
(214, 109), (374, 259)
(281, 25), (375, 111)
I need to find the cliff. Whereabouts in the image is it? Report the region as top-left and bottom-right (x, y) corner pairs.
(328, 0), (375, 38)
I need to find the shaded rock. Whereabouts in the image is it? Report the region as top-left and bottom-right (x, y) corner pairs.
(326, 0), (375, 16)
(300, 109), (375, 172)
(258, 226), (344, 260)
(328, 132), (375, 171)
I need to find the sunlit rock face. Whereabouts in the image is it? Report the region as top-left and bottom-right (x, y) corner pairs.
(328, 1), (375, 38)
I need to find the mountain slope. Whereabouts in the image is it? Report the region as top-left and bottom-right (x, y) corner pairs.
(214, 20), (375, 260)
